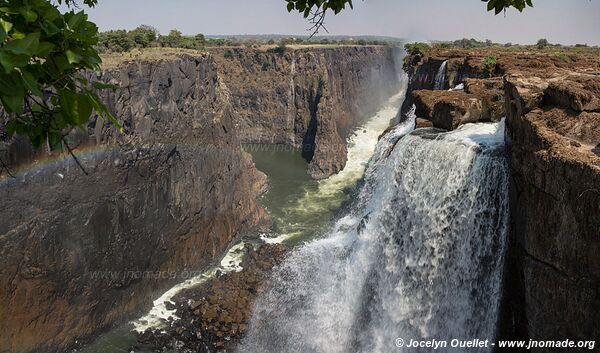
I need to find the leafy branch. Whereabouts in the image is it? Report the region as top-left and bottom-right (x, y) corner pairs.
(0, 0), (120, 173)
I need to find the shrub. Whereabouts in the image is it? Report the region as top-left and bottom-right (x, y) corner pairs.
(537, 38), (549, 49)
(129, 25), (158, 48)
(267, 43), (287, 55)
(553, 52), (568, 62)
(481, 56), (497, 76)
(224, 49), (235, 59)
(404, 42), (430, 56)
(97, 30), (134, 52)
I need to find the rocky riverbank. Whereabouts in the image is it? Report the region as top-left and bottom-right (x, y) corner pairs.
(136, 243), (288, 353)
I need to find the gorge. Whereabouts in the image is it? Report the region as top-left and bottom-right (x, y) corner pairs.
(1, 42), (599, 353)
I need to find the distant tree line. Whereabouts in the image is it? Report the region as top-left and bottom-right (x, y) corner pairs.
(426, 38), (595, 50)
(96, 28), (392, 53)
(96, 26), (208, 53)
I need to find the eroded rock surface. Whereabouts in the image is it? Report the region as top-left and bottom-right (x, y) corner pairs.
(0, 54), (268, 353)
(504, 73), (600, 351)
(137, 243), (288, 352)
(210, 46), (402, 179)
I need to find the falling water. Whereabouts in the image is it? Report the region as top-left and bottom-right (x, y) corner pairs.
(434, 60), (448, 90)
(238, 119), (509, 353)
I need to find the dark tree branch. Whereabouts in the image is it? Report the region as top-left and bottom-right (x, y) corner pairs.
(62, 137), (89, 175)
(307, 9), (328, 38)
(0, 157), (15, 178)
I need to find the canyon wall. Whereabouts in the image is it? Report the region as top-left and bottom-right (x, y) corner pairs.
(210, 46), (402, 179)
(0, 46), (402, 353)
(504, 73), (600, 351)
(402, 48), (600, 351)
(0, 53), (268, 353)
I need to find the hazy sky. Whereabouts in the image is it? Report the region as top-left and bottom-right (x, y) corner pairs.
(84, 0), (600, 45)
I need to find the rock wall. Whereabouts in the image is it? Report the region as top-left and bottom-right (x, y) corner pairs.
(399, 50), (504, 128)
(0, 54), (267, 353)
(503, 73), (600, 351)
(210, 46), (402, 179)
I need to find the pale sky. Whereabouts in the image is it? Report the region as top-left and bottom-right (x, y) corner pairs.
(83, 0), (600, 45)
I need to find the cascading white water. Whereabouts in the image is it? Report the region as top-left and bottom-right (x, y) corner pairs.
(434, 60), (448, 90)
(238, 119), (509, 353)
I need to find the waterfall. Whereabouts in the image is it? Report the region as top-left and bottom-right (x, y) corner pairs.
(238, 120), (509, 353)
(434, 60), (448, 90)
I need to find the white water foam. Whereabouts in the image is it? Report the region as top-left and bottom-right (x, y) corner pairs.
(263, 80), (412, 244)
(239, 120), (509, 353)
(132, 241), (247, 332)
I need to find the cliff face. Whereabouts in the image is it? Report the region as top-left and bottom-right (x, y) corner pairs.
(400, 51), (505, 128)
(504, 73), (600, 349)
(402, 48), (600, 351)
(210, 46), (402, 179)
(0, 54), (267, 353)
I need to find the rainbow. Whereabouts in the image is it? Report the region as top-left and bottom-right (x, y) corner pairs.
(0, 143), (118, 185)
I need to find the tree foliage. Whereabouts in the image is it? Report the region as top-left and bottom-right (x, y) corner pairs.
(285, 0), (534, 35)
(481, 56), (498, 76)
(96, 27), (205, 52)
(0, 0), (118, 160)
(537, 38), (549, 49)
(97, 29), (133, 52)
(483, 0), (533, 14)
(129, 25), (158, 48)
(404, 42), (430, 56)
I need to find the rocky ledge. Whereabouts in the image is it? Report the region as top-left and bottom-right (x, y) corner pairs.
(137, 243), (288, 353)
(411, 77), (504, 130)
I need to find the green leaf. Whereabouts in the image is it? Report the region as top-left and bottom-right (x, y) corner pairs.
(36, 42), (55, 56)
(19, 8), (38, 23)
(92, 81), (118, 91)
(67, 11), (85, 29)
(65, 49), (81, 64)
(3, 32), (40, 56)
(47, 131), (63, 150)
(0, 52), (14, 73)
(75, 94), (93, 124)
(59, 90), (78, 124)
(0, 92), (23, 113)
(0, 18), (12, 33)
(41, 20), (60, 36)
(287, 2), (294, 12)
(22, 71), (43, 97)
(5, 119), (17, 137)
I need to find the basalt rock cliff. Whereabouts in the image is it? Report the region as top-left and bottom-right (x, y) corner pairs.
(504, 72), (600, 351)
(210, 46), (402, 179)
(0, 53), (268, 353)
(402, 48), (600, 352)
